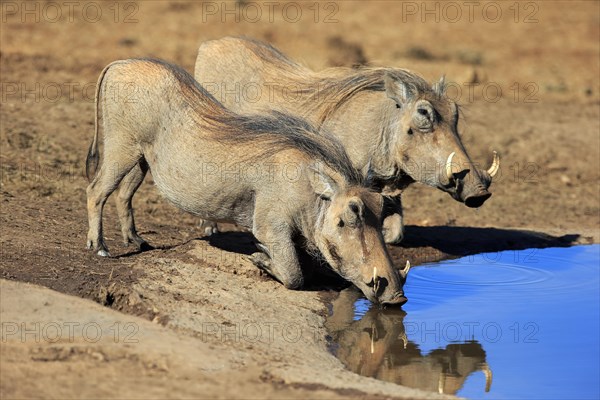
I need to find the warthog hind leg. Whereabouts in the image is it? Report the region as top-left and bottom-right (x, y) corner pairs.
(116, 160), (152, 250)
(86, 137), (141, 257)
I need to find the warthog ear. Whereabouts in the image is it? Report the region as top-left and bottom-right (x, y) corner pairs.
(384, 71), (414, 106)
(308, 163), (338, 200)
(362, 159), (375, 186)
(432, 75), (447, 96)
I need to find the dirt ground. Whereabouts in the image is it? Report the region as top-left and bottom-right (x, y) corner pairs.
(1, 1), (599, 399)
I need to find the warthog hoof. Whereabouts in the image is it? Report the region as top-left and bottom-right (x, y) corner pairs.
(97, 249), (111, 257)
(200, 220), (219, 236)
(122, 234), (153, 251)
(86, 239), (111, 257)
(247, 252), (272, 270)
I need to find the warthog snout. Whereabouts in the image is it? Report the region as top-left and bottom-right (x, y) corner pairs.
(444, 151), (499, 208)
(464, 190), (492, 208)
(381, 293), (408, 306)
(381, 260), (411, 306)
(363, 261), (411, 306)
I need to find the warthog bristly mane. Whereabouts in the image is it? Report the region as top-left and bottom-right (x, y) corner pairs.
(141, 58), (364, 187)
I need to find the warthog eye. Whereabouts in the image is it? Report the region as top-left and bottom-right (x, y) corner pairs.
(337, 219), (345, 228)
(414, 101), (435, 132)
(396, 103), (401, 109)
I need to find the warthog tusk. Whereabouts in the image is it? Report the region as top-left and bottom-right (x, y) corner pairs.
(487, 151), (500, 178)
(371, 334), (374, 354)
(401, 260), (411, 278)
(399, 332), (408, 349)
(482, 363), (493, 392)
(373, 266), (379, 294)
(370, 323), (375, 354)
(445, 152), (456, 181)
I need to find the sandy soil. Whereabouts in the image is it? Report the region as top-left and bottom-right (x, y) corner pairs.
(1, 1), (599, 398)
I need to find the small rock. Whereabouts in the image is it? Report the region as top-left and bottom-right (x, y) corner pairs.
(118, 37), (137, 47)
(90, 351), (105, 362)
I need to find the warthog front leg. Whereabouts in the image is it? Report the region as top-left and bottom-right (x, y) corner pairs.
(116, 160), (152, 250)
(382, 194), (404, 244)
(251, 220), (304, 289)
(248, 248), (273, 273)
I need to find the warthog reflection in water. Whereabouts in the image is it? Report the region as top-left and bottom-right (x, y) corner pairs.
(326, 289), (492, 394)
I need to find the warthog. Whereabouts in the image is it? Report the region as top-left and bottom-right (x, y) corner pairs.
(85, 58), (408, 305)
(194, 37), (500, 243)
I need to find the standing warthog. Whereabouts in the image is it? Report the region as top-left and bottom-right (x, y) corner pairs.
(85, 58), (408, 305)
(194, 37), (500, 243)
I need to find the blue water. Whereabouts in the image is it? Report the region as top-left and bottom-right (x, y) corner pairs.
(336, 245), (600, 399)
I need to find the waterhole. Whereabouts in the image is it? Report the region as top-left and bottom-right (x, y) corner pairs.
(326, 245), (599, 399)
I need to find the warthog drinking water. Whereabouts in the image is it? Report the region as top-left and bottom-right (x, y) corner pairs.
(85, 58), (408, 305)
(195, 37), (500, 243)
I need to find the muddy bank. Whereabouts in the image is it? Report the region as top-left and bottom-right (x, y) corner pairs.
(1, 269), (454, 400)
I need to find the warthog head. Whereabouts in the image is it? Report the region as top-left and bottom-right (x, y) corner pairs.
(309, 166), (410, 305)
(384, 71), (499, 208)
